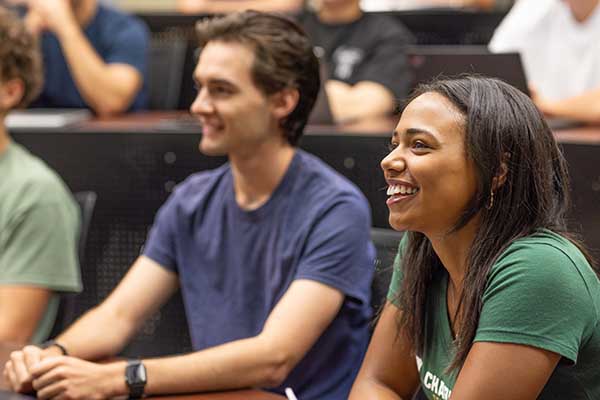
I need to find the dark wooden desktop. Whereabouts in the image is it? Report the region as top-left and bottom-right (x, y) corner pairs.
(0, 343), (284, 399)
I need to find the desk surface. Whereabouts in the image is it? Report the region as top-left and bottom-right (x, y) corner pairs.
(11, 111), (600, 145)
(0, 344), (284, 400)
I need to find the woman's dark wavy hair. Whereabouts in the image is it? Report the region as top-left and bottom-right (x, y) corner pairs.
(395, 75), (598, 372)
(195, 10), (320, 146)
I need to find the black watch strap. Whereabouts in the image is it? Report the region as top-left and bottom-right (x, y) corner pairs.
(125, 359), (147, 399)
(40, 340), (68, 356)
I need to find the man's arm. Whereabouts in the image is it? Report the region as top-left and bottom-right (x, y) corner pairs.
(53, 256), (179, 361)
(18, 279), (343, 399)
(0, 287), (50, 344)
(176, 0), (303, 14)
(349, 302), (420, 400)
(531, 86), (600, 124)
(326, 80), (396, 124)
(3, 256), (178, 393)
(26, 0), (143, 116)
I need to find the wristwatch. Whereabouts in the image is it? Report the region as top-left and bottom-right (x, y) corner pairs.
(125, 359), (147, 399)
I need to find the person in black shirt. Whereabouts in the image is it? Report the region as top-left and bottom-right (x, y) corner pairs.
(298, 0), (414, 123)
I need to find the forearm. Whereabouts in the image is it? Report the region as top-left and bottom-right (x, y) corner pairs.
(326, 80), (395, 123)
(539, 89), (600, 123)
(55, 304), (139, 361)
(54, 23), (140, 116)
(141, 335), (291, 396)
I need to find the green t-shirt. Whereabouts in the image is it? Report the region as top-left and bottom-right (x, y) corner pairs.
(388, 230), (600, 400)
(0, 141), (82, 343)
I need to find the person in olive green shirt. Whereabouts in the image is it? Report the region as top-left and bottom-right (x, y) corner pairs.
(350, 76), (600, 399)
(0, 6), (81, 344)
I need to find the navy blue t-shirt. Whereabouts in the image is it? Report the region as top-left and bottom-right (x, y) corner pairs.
(143, 150), (375, 399)
(31, 5), (149, 111)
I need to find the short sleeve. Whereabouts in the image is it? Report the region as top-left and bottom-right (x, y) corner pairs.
(294, 196), (375, 305)
(387, 235), (408, 306)
(142, 193), (178, 272)
(356, 20), (414, 100)
(475, 243), (597, 363)
(104, 17), (149, 75)
(0, 203), (81, 292)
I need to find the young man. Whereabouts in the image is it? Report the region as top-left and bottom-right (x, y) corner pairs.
(4, 11), (374, 400)
(490, 0), (600, 123)
(9, 0), (149, 115)
(298, 0), (414, 123)
(0, 6), (81, 344)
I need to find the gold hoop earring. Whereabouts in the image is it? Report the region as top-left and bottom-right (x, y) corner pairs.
(486, 189), (495, 210)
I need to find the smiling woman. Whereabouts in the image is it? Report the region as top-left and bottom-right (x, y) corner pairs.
(349, 75), (600, 400)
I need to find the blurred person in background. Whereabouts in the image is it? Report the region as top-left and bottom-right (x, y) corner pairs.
(5, 0), (149, 115)
(490, 0), (600, 123)
(177, 0), (303, 14)
(360, 0), (514, 11)
(0, 6), (81, 344)
(298, 0), (414, 123)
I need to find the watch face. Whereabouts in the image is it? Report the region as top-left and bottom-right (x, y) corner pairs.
(136, 365), (147, 382)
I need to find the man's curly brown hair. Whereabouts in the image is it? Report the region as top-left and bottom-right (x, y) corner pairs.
(0, 6), (43, 109)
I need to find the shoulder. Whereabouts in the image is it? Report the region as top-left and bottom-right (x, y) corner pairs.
(2, 145), (76, 223)
(12, 145), (72, 205)
(93, 5), (149, 41)
(359, 13), (413, 42)
(488, 231), (598, 303)
(490, 0), (558, 49)
(160, 164), (231, 211)
(294, 150), (370, 212)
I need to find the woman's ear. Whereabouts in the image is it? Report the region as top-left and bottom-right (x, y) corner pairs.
(492, 153), (510, 190)
(0, 78), (25, 111)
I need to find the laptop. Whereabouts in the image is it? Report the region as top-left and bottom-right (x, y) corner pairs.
(5, 108), (91, 130)
(406, 45), (582, 130)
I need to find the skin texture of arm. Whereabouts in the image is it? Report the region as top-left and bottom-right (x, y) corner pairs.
(25, 0), (142, 116)
(349, 302), (561, 400)
(349, 302), (421, 400)
(531, 85), (600, 123)
(5, 258), (344, 398)
(449, 342), (560, 399)
(176, 0), (303, 14)
(0, 287), (51, 343)
(326, 80), (396, 124)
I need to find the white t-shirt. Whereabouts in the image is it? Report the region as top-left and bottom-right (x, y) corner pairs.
(489, 0), (600, 101)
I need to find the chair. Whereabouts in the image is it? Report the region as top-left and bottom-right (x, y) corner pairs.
(147, 35), (187, 110)
(370, 228), (404, 316)
(48, 191), (97, 338)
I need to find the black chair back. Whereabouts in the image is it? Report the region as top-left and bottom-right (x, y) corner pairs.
(48, 191), (97, 339)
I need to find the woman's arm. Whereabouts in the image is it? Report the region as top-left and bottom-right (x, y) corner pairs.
(349, 302), (421, 400)
(450, 341), (560, 399)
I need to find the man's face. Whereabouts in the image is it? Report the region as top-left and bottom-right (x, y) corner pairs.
(190, 41), (280, 157)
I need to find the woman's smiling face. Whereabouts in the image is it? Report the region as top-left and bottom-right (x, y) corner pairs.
(381, 92), (480, 237)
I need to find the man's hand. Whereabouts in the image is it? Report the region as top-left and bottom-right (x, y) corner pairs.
(29, 357), (125, 400)
(23, 0), (78, 37)
(3, 345), (46, 393)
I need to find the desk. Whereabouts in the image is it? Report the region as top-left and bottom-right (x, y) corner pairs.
(0, 344), (284, 399)
(9, 112), (600, 357)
